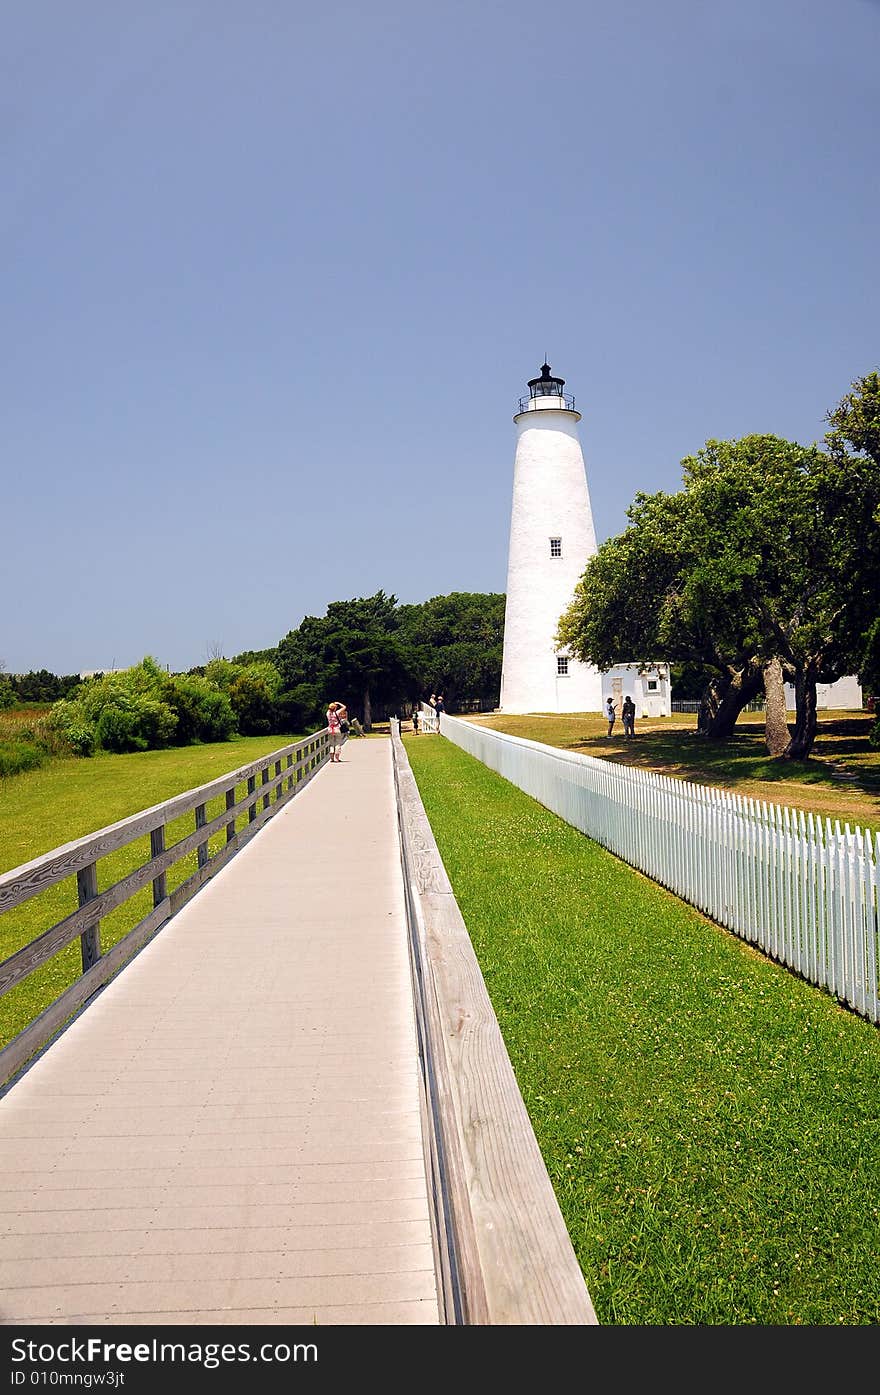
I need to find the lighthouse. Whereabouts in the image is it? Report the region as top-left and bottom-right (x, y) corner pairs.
(499, 362), (603, 714)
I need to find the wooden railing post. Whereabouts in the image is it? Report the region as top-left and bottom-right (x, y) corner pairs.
(274, 760), (282, 802)
(286, 753), (293, 792)
(150, 826), (167, 907)
(225, 787), (236, 844)
(247, 775), (257, 823)
(76, 862), (101, 973)
(261, 765), (271, 813)
(195, 803), (208, 869)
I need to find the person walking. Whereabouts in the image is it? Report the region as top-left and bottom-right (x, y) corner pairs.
(605, 695), (617, 737)
(326, 701), (347, 762)
(434, 694), (445, 730)
(411, 706), (420, 734)
(622, 694), (636, 739)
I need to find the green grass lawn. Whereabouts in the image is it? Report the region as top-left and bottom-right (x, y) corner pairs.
(404, 733), (880, 1325)
(461, 709), (880, 837)
(0, 734), (307, 1056)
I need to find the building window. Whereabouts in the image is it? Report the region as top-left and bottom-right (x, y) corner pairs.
(647, 679), (658, 691)
(550, 537), (562, 557)
(557, 656), (569, 676)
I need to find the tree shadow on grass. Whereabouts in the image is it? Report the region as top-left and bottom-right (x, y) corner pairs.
(568, 727), (874, 791)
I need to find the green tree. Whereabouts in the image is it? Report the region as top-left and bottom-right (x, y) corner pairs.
(559, 432), (880, 758)
(276, 591), (413, 730)
(0, 661), (14, 711)
(556, 487), (765, 740)
(825, 367), (880, 751)
(227, 662), (282, 736)
(859, 617), (880, 748)
(397, 592), (505, 710)
(12, 669), (76, 703)
(825, 368), (880, 471)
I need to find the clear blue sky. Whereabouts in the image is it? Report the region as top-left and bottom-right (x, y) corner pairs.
(3, 0), (878, 676)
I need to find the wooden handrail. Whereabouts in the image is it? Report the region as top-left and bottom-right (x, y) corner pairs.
(390, 719), (598, 1325)
(0, 731), (331, 1087)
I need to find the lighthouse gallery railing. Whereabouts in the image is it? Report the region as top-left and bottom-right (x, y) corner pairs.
(439, 715), (880, 1027)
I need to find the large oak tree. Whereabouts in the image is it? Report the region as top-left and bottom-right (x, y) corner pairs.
(559, 424), (880, 759)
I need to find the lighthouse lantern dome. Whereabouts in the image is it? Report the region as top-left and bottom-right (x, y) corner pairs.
(518, 361), (576, 413)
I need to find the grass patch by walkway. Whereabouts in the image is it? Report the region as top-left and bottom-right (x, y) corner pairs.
(404, 733), (880, 1325)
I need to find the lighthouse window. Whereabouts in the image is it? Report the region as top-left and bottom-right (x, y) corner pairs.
(647, 679), (658, 691)
(557, 656), (569, 676)
(550, 537), (562, 557)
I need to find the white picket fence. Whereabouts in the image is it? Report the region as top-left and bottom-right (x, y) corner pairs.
(439, 714), (880, 1026)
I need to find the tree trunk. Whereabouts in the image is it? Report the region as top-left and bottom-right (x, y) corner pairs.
(697, 664), (763, 738)
(696, 678), (723, 735)
(362, 686), (372, 732)
(783, 666), (819, 760)
(762, 656), (790, 756)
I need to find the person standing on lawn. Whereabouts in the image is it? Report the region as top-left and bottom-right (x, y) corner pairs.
(622, 694), (636, 738)
(605, 696), (617, 737)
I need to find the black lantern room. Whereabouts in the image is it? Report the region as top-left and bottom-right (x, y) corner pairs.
(528, 362), (565, 397)
(518, 362), (576, 413)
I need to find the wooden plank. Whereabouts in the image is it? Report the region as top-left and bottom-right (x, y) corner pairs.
(391, 730), (598, 1326)
(0, 900), (170, 1090)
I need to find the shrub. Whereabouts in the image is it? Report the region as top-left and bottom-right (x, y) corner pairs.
(94, 697), (177, 753)
(49, 699), (97, 755)
(228, 672), (277, 735)
(205, 658), (284, 736)
(160, 674), (237, 744)
(61, 720), (97, 757)
(0, 741), (45, 776)
(48, 657), (245, 755)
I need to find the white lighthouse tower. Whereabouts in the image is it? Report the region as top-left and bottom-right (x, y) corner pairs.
(499, 362), (603, 714)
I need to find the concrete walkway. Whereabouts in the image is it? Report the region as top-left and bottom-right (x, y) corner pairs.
(0, 737), (440, 1326)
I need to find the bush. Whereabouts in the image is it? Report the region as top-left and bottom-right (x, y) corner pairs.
(94, 698), (177, 753)
(160, 674), (237, 744)
(0, 741), (45, 776)
(62, 720), (97, 757)
(228, 672), (276, 735)
(49, 656), (241, 756)
(206, 658), (283, 736)
(870, 717), (880, 749)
